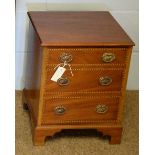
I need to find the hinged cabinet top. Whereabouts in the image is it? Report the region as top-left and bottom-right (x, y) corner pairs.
(28, 11), (134, 47)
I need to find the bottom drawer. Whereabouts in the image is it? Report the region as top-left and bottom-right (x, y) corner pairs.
(42, 96), (120, 124)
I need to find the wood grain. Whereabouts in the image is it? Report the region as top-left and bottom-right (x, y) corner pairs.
(46, 48), (127, 65)
(28, 11), (134, 47)
(42, 97), (120, 125)
(117, 47), (133, 122)
(24, 22), (42, 124)
(45, 67), (124, 92)
(23, 11), (134, 145)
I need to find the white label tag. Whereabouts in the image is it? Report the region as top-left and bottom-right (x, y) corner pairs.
(51, 67), (66, 82)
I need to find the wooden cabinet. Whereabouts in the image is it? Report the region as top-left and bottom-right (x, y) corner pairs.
(23, 11), (134, 145)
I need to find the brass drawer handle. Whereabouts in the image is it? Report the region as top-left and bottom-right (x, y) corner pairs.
(99, 76), (112, 86)
(54, 106), (66, 115)
(57, 77), (70, 86)
(102, 53), (115, 63)
(96, 104), (108, 114)
(60, 53), (73, 63)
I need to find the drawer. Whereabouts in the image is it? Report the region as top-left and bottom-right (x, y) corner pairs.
(46, 48), (127, 65)
(45, 67), (124, 92)
(42, 97), (120, 124)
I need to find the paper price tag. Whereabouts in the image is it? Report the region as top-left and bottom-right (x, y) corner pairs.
(51, 66), (66, 82)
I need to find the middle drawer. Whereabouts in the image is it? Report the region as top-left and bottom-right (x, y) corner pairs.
(45, 67), (124, 92)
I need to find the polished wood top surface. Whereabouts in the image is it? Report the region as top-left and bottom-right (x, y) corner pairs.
(28, 11), (134, 47)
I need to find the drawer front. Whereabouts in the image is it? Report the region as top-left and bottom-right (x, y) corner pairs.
(46, 48), (127, 65)
(45, 67), (124, 92)
(42, 97), (119, 124)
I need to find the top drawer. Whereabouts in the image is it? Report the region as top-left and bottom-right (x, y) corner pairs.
(46, 48), (127, 65)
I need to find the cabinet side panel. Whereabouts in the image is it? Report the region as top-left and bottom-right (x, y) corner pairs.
(117, 47), (133, 122)
(24, 22), (42, 124)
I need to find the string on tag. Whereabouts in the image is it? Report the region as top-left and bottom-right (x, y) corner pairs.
(54, 61), (74, 76)
(67, 63), (74, 76)
(54, 63), (63, 70)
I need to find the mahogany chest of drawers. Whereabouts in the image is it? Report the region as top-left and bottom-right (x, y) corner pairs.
(23, 11), (134, 145)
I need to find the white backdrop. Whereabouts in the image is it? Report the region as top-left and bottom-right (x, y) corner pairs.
(15, 0), (139, 90)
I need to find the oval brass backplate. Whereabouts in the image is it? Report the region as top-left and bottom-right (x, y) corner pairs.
(96, 104), (108, 114)
(99, 76), (112, 86)
(60, 53), (73, 63)
(54, 106), (66, 115)
(57, 77), (70, 86)
(102, 53), (115, 63)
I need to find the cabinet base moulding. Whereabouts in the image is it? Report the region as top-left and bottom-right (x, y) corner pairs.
(32, 124), (123, 146)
